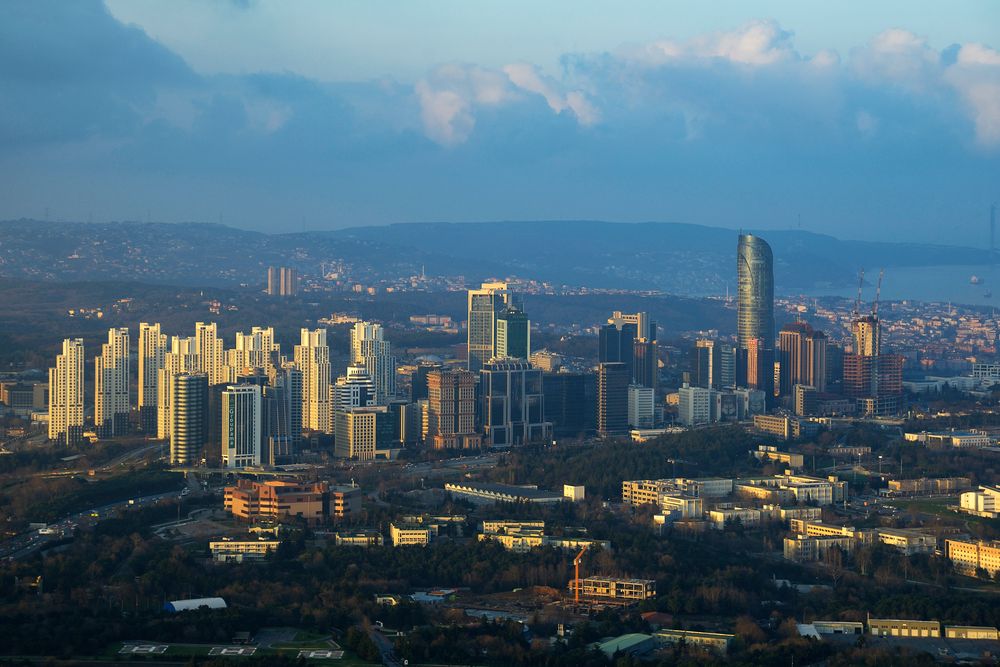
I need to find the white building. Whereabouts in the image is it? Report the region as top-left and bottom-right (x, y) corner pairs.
(677, 383), (711, 426)
(350, 322), (396, 403)
(232, 326), (280, 373)
(628, 385), (655, 429)
(137, 322), (166, 432)
(294, 328), (331, 433)
(94, 327), (130, 438)
(49, 338), (85, 445)
(961, 486), (1000, 518)
(222, 385), (262, 468)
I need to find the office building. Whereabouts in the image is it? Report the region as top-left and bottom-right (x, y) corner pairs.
(600, 311), (656, 385)
(693, 339), (719, 389)
(478, 358), (551, 447)
(495, 305), (530, 360)
(334, 406), (394, 460)
(209, 540), (281, 562)
(737, 234), (774, 396)
(157, 336), (199, 440)
(946, 539), (1000, 578)
(632, 338), (658, 389)
(793, 384), (818, 416)
(677, 383), (711, 426)
(426, 369), (481, 449)
(777, 322), (827, 395)
(597, 362), (629, 437)
(221, 384), (262, 468)
(467, 281), (517, 372)
(390, 522), (433, 546)
(333, 364), (376, 413)
(225, 479), (330, 523)
(628, 385), (654, 429)
(266, 266), (297, 296)
(543, 372), (596, 438)
(94, 327), (129, 438)
(960, 486), (1000, 519)
(138, 322), (167, 433)
(294, 328), (331, 433)
(410, 361), (441, 401)
(48, 338), (85, 445)
(169, 373), (208, 465)
(350, 321), (396, 403)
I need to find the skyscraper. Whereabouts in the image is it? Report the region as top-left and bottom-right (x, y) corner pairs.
(94, 327), (130, 438)
(169, 373), (208, 465)
(737, 234), (774, 397)
(478, 358), (551, 447)
(138, 322), (166, 433)
(542, 372), (596, 438)
(777, 322), (828, 395)
(333, 364), (377, 413)
(195, 322), (228, 386)
(597, 362), (629, 438)
(600, 311), (656, 385)
(426, 369), (481, 449)
(737, 234), (775, 351)
(844, 314), (903, 416)
(467, 281), (516, 372)
(221, 384), (262, 468)
(266, 266), (298, 296)
(632, 338), (658, 389)
(157, 336), (198, 440)
(495, 305), (531, 360)
(294, 328), (331, 433)
(48, 338), (84, 445)
(334, 406), (393, 460)
(350, 321), (396, 403)
(232, 326), (280, 373)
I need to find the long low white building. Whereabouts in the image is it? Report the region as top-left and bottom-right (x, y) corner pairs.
(445, 482), (564, 504)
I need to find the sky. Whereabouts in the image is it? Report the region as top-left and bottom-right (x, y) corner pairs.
(0, 1), (998, 245)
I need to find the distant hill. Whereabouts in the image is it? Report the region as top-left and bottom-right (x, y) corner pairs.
(0, 219), (987, 294)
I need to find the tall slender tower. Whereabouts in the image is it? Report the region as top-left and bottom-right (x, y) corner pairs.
(49, 338), (85, 445)
(138, 322), (167, 433)
(94, 327), (130, 438)
(169, 373), (208, 465)
(294, 328), (331, 433)
(737, 234), (775, 397)
(157, 336), (199, 440)
(350, 322), (396, 403)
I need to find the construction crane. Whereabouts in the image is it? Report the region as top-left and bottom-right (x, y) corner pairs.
(573, 545), (588, 605)
(854, 268), (865, 316)
(873, 269), (884, 317)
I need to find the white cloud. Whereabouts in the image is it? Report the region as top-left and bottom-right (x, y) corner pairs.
(627, 19), (798, 66)
(502, 63), (599, 125)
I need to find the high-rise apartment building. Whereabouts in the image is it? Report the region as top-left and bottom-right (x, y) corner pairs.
(157, 336), (199, 440)
(350, 322), (396, 403)
(294, 328), (331, 433)
(221, 384), (261, 468)
(597, 362), (629, 438)
(169, 373), (208, 465)
(49, 338), (85, 445)
(267, 362), (302, 452)
(777, 322), (827, 395)
(737, 234), (774, 397)
(195, 322), (228, 386)
(266, 266), (298, 296)
(426, 369), (481, 449)
(94, 327), (130, 438)
(138, 322), (167, 433)
(495, 305), (530, 360)
(478, 359), (551, 447)
(232, 326), (280, 373)
(467, 281), (516, 372)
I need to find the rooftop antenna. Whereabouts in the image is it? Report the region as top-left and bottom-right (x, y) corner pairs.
(873, 269), (884, 317)
(854, 268), (865, 316)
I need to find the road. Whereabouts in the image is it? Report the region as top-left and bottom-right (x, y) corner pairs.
(368, 628), (404, 667)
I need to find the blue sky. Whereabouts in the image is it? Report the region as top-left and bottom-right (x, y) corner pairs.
(1, 1), (998, 244)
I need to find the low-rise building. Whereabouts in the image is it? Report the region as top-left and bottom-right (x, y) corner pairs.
(789, 519), (856, 538)
(654, 629), (733, 655)
(946, 539), (1000, 578)
(783, 535), (856, 562)
(660, 494), (703, 519)
(903, 430), (991, 448)
(622, 479), (673, 506)
(753, 414), (820, 440)
(888, 477), (972, 496)
(960, 485), (1000, 518)
(874, 528), (936, 555)
(569, 576), (656, 603)
(334, 529), (384, 547)
(868, 618), (941, 638)
(945, 626), (1000, 640)
(209, 539), (281, 562)
(770, 505), (823, 523)
(225, 479), (332, 523)
(481, 519), (546, 534)
(708, 507), (761, 530)
(444, 482), (564, 504)
(389, 522), (434, 546)
(753, 445), (805, 468)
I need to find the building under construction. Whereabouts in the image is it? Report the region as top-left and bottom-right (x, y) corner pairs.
(843, 271), (903, 417)
(567, 576), (656, 606)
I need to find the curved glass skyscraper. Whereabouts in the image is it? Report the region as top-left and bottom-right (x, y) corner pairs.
(737, 233), (775, 350)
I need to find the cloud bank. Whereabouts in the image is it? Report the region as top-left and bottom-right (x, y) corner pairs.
(0, 2), (997, 243)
